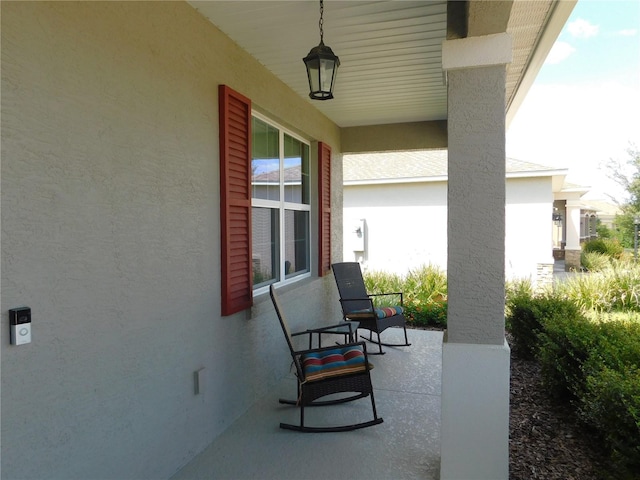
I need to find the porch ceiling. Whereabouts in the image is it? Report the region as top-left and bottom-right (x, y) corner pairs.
(189, 0), (574, 128)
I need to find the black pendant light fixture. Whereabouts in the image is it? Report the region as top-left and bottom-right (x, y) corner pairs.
(303, 0), (340, 100)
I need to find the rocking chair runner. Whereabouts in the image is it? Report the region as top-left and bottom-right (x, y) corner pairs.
(269, 285), (383, 432)
(332, 262), (411, 355)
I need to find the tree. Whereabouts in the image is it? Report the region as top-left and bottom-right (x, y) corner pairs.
(605, 145), (640, 248)
(595, 219), (611, 239)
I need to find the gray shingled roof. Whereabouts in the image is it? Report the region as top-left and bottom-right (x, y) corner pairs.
(343, 150), (564, 183)
(253, 164), (302, 183)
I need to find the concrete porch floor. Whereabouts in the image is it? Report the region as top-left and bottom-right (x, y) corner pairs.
(171, 329), (443, 480)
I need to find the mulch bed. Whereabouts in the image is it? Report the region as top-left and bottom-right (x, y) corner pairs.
(408, 325), (612, 479)
(509, 350), (610, 480)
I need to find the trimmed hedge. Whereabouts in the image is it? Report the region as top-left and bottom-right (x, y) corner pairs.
(506, 294), (582, 360)
(580, 365), (640, 477)
(508, 294), (640, 477)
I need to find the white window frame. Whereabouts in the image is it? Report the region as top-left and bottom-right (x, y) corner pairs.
(251, 111), (311, 296)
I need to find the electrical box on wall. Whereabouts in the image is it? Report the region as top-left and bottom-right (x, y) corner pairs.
(352, 219), (366, 252)
(10, 306), (32, 345)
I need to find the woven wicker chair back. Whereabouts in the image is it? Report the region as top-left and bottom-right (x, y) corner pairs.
(332, 262), (372, 313)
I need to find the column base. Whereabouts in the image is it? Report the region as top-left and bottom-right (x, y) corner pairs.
(564, 248), (581, 271)
(440, 340), (510, 480)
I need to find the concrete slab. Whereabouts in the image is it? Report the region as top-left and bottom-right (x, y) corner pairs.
(171, 329), (442, 480)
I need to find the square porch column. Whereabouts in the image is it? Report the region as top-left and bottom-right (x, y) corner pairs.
(564, 201), (583, 271)
(440, 33), (512, 480)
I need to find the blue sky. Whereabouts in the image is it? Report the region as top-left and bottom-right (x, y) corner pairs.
(507, 0), (640, 202)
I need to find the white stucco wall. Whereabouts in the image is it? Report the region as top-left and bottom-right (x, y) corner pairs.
(1, 3), (342, 479)
(343, 181), (448, 274)
(344, 176), (554, 281)
(505, 177), (555, 280)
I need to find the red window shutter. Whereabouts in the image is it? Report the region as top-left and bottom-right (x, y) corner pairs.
(219, 85), (253, 315)
(318, 142), (332, 277)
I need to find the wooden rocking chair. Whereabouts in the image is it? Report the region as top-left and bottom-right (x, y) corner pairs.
(269, 285), (383, 432)
(332, 262), (411, 355)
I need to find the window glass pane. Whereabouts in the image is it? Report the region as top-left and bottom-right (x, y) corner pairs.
(284, 134), (310, 204)
(252, 117), (280, 201)
(284, 210), (310, 278)
(252, 207), (279, 287)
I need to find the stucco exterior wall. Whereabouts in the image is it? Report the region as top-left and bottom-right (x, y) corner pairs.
(1, 2), (342, 478)
(343, 182), (448, 273)
(505, 177), (555, 280)
(344, 176), (554, 282)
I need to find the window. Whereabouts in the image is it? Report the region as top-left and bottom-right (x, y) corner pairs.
(219, 85), (331, 316)
(251, 114), (311, 291)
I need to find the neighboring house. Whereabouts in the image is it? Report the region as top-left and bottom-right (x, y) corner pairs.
(1, 2), (576, 480)
(343, 150), (567, 284)
(552, 189), (622, 268)
(584, 199), (622, 232)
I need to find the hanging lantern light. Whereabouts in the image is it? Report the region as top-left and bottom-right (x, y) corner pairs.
(303, 0), (340, 100)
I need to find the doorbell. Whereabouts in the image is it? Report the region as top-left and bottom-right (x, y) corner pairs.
(10, 306), (32, 345)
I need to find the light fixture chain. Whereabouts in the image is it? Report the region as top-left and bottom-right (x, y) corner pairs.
(319, 0), (324, 43)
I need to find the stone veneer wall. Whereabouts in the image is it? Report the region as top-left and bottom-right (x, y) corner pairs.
(565, 249), (581, 272)
(536, 263), (554, 290)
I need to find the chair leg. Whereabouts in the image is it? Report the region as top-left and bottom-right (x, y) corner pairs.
(279, 392), (368, 406)
(360, 326), (412, 354)
(279, 379), (384, 433)
(403, 325), (411, 346)
(280, 418), (383, 433)
(280, 394), (384, 433)
(370, 387), (380, 421)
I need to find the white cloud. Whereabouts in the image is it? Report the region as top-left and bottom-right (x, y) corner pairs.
(618, 28), (638, 36)
(567, 18), (600, 39)
(507, 82), (640, 201)
(545, 41), (576, 65)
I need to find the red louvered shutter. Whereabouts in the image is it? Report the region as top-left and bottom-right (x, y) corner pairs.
(318, 142), (332, 277)
(219, 85), (253, 315)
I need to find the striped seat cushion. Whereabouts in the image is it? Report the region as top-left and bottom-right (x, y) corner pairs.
(301, 346), (367, 382)
(347, 306), (403, 319)
(375, 306), (403, 319)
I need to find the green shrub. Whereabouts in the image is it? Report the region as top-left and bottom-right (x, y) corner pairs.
(555, 263), (640, 312)
(403, 264), (447, 304)
(579, 366), (640, 477)
(506, 294), (582, 360)
(538, 317), (640, 476)
(537, 312), (598, 400)
(363, 270), (404, 306)
(579, 321), (640, 476)
(404, 300), (447, 328)
(363, 264), (447, 323)
(583, 238), (625, 259)
(589, 319), (640, 371)
(581, 251), (611, 272)
(505, 279), (536, 330)
(586, 310), (640, 324)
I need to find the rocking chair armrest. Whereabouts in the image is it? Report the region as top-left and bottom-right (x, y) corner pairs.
(304, 322), (357, 335)
(291, 330), (310, 337)
(340, 297), (373, 302)
(291, 330), (314, 340)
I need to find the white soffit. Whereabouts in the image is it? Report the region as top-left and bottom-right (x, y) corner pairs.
(190, 0), (448, 127)
(189, 1), (574, 129)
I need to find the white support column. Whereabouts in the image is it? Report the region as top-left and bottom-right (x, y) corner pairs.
(440, 33), (512, 480)
(564, 201), (582, 270)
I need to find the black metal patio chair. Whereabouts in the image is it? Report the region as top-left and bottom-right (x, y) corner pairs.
(269, 284), (383, 432)
(331, 262), (411, 355)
